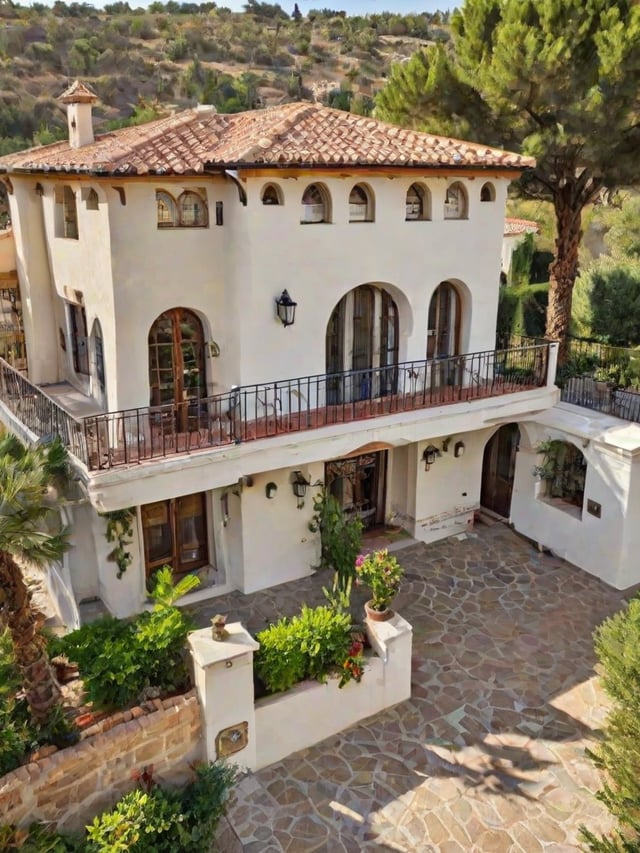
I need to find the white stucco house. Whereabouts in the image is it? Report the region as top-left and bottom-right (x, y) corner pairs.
(0, 81), (638, 621)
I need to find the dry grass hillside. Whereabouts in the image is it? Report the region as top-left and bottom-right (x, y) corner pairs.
(0, 2), (451, 152)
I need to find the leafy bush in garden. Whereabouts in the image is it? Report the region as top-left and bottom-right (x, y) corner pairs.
(50, 569), (198, 710)
(0, 761), (237, 852)
(581, 597), (640, 851)
(255, 605), (353, 694)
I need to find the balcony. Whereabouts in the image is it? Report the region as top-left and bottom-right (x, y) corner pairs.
(557, 339), (640, 424)
(0, 343), (553, 472)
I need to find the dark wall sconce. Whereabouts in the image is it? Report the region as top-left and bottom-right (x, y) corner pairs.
(215, 201), (224, 226)
(291, 470), (310, 508)
(265, 482), (278, 499)
(442, 437), (451, 453)
(422, 445), (440, 471)
(454, 441), (465, 458)
(275, 289), (297, 327)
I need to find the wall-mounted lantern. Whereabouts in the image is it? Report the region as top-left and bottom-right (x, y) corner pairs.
(291, 470), (310, 508)
(454, 441), (465, 458)
(422, 444), (440, 472)
(275, 289), (297, 327)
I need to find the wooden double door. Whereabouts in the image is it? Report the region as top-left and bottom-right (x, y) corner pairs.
(325, 451), (387, 530)
(481, 423), (520, 518)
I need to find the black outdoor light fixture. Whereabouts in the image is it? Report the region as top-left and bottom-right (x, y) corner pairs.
(275, 289), (297, 327)
(291, 470), (310, 508)
(454, 441), (466, 458)
(422, 444), (440, 472)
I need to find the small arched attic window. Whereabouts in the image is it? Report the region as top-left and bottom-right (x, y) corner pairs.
(405, 183), (430, 221)
(261, 183), (283, 205)
(156, 190), (177, 228)
(301, 183), (330, 224)
(86, 188), (99, 211)
(444, 182), (468, 220)
(349, 184), (374, 222)
(480, 182), (496, 202)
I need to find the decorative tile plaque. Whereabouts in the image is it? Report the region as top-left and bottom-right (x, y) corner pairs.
(216, 721), (248, 757)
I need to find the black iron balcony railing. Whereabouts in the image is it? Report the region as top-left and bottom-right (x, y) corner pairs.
(0, 343), (551, 472)
(0, 358), (89, 460)
(554, 338), (640, 423)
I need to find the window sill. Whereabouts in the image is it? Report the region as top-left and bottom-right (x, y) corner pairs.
(537, 496), (583, 520)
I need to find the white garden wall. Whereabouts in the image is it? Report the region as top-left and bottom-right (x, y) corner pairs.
(189, 613), (412, 773)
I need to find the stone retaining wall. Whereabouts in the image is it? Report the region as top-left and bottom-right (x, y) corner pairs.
(0, 690), (203, 832)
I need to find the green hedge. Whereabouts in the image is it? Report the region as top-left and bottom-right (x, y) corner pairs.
(255, 605), (353, 694)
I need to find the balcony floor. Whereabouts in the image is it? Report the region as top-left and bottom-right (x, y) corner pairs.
(40, 382), (105, 419)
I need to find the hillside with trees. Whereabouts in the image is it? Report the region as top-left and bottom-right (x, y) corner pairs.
(0, 1), (451, 153)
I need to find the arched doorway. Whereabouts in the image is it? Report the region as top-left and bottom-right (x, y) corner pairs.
(325, 451), (387, 529)
(326, 285), (398, 403)
(148, 308), (206, 430)
(481, 423), (520, 518)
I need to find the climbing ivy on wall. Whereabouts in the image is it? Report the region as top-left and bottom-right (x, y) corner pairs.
(100, 508), (136, 579)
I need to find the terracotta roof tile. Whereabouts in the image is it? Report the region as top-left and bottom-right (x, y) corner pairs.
(0, 102), (535, 176)
(504, 217), (540, 236)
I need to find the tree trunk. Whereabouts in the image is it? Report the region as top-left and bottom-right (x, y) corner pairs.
(0, 552), (61, 725)
(546, 190), (583, 366)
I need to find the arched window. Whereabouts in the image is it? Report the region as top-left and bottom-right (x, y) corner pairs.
(55, 185), (78, 239)
(86, 188), (99, 211)
(301, 183), (330, 224)
(444, 182), (468, 220)
(178, 191), (208, 227)
(91, 319), (105, 392)
(326, 284), (398, 403)
(427, 282), (461, 359)
(480, 182), (495, 202)
(405, 183), (430, 221)
(156, 191), (177, 228)
(537, 440), (586, 510)
(261, 183), (283, 205)
(148, 308), (206, 430)
(349, 184), (374, 222)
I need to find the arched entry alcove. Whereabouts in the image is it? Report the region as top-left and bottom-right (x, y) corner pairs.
(148, 308), (206, 430)
(481, 423), (520, 518)
(326, 284), (399, 404)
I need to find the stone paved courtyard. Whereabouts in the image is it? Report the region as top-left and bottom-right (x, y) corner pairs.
(193, 524), (633, 852)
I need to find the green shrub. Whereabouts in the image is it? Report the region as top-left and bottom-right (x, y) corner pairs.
(0, 699), (30, 776)
(0, 761), (236, 852)
(255, 605), (352, 693)
(309, 491), (362, 611)
(254, 615), (306, 693)
(294, 605), (352, 682)
(50, 569), (198, 710)
(581, 597), (640, 851)
(86, 761), (238, 852)
(0, 823), (83, 851)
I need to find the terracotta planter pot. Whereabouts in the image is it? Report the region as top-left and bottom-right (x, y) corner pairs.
(364, 600), (394, 622)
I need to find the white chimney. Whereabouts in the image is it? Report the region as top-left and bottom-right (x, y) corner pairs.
(58, 80), (97, 149)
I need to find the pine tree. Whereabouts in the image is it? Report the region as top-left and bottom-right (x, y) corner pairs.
(376, 0), (640, 363)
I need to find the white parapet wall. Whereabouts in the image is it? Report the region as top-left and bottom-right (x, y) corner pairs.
(189, 613), (412, 773)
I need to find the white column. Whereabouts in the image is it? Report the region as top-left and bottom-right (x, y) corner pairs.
(189, 623), (259, 771)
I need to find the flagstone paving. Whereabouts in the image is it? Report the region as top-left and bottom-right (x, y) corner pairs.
(194, 524), (633, 852)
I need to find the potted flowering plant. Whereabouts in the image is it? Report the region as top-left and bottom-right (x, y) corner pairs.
(355, 549), (403, 621)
